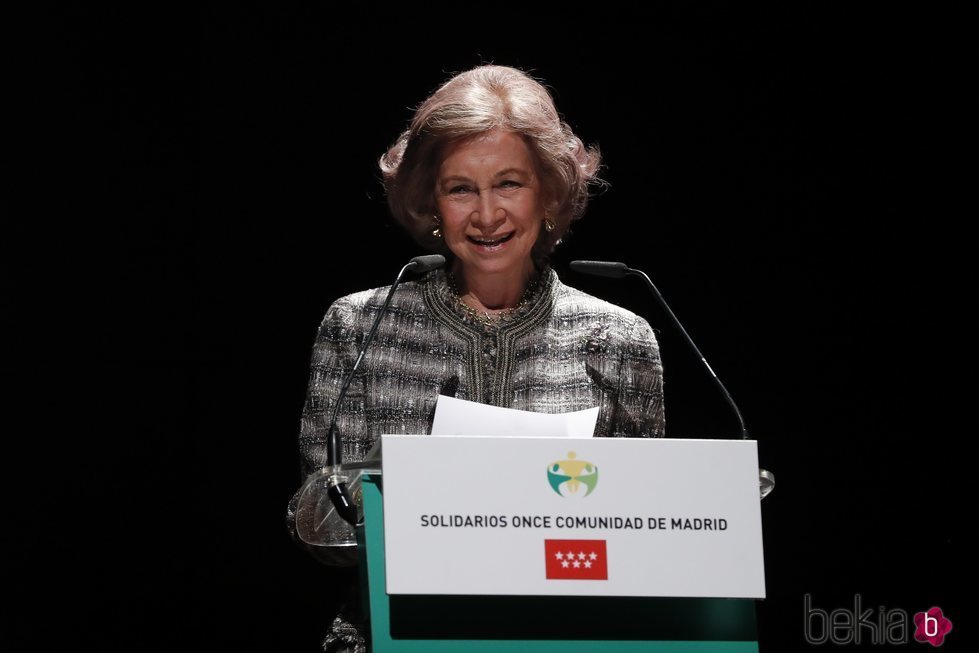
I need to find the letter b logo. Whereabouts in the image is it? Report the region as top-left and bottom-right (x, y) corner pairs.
(914, 607), (952, 646)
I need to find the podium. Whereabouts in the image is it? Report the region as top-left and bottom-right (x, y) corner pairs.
(296, 436), (768, 652)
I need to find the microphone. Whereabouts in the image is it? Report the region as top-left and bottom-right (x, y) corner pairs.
(569, 260), (629, 279)
(406, 254), (445, 273)
(570, 259), (750, 440)
(325, 254), (446, 525)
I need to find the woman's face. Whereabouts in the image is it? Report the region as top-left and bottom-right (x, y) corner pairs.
(435, 130), (547, 281)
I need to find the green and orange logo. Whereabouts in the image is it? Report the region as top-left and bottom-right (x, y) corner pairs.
(547, 451), (598, 497)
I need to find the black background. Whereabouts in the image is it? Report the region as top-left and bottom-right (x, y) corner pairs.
(7, 5), (968, 652)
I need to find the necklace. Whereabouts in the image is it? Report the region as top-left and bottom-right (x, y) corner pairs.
(447, 271), (541, 327)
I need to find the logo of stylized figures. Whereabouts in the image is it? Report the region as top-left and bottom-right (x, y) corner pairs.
(547, 451), (598, 497)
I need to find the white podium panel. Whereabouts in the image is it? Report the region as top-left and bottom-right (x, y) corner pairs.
(382, 435), (766, 598)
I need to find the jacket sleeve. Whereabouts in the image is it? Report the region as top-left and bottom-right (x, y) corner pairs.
(286, 296), (367, 566)
(610, 314), (666, 437)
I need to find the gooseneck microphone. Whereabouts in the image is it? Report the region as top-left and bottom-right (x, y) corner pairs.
(570, 260), (750, 440)
(325, 254), (446, 525)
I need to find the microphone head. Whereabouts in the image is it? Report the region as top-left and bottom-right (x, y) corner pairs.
(407, 254), (446, 273)
(570, 260), (630, 279)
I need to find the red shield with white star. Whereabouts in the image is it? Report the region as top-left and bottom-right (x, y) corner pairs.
(544, 539), (608, 580)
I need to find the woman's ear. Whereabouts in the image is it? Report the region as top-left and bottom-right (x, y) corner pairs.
(542, 191), (561, 219)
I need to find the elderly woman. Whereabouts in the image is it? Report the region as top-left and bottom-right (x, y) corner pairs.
(290, 64), (665, 652)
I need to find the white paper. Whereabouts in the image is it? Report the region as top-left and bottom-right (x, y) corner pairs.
(430, 395), (598, 438)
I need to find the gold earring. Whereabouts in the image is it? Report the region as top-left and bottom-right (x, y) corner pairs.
(432, 215), (442, 238)
(543, 214), (556, 233)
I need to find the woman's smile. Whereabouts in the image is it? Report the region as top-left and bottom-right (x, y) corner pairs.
(467, 231), (515, 251)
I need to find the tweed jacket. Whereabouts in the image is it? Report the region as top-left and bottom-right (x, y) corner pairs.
(288, 266), (665, 651)
(296, 267), (665, 479)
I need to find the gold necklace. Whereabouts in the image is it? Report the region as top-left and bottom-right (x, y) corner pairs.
(447, 271), (540, 326)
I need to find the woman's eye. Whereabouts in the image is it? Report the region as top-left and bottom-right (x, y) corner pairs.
(499, 180), (521, 189)
(449, 185), (473, 194)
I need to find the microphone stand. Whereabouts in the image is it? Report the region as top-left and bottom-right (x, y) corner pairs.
(570, 260), (773, 497)
(630, 267), (749, 441)
(325, 255), (445, 526)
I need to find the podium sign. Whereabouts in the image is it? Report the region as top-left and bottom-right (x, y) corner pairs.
(382, 435), (766, 599)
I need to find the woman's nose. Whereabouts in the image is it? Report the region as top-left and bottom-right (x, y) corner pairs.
(470, 194), (506, 229)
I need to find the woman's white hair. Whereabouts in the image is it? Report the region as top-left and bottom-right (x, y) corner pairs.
(379, 65), (603, 260)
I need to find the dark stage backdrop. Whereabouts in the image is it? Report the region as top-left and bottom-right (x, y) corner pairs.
(8, 6), (967, 652)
